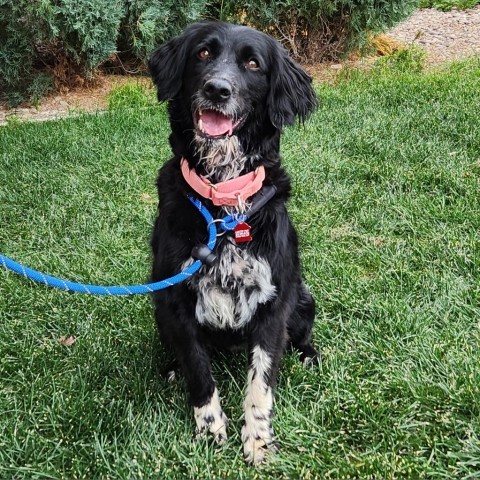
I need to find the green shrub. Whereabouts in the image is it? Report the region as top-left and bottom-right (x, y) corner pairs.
(0, 0), (125, 105)
(0, 0), (206, 105)
(210, 0), (418, 62)
(54, 0), (124, 70)
(118, 0), (208, 65)
(0, 0), (418, 104)
(0, 1), (47, 105)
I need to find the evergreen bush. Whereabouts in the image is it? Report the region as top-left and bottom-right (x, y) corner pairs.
(0, 0), (125, 104)
(118, 0), (208, 68)
(0, 0), (207, 104)
(211, 0), (418, 62)
(0, 0), (417, 104)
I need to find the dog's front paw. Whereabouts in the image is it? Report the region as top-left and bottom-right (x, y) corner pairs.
(241, 418), (276, 464)
(193, 388), (228, 445)
(299, 344), (320, 367)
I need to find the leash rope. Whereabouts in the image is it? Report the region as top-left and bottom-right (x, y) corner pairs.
(1, 184), (278, 296)
(0, 196), (237, 296)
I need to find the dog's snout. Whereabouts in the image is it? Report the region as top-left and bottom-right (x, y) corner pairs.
(203, 79), (232, 103)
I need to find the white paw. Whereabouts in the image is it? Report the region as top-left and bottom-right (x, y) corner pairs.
(241, 416), (276, 464)
(194, 388), (228, 445)
(302, 356), (314, 367)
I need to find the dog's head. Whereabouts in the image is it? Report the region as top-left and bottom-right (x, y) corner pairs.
(149, 21), (317, 147)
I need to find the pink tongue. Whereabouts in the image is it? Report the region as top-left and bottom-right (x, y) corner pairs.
(201, 110), (233, 136)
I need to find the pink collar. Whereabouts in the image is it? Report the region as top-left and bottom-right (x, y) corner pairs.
(180, 158), (265, 206)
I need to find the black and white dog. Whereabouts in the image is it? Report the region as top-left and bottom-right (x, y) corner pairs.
(149, 21), (318, 464)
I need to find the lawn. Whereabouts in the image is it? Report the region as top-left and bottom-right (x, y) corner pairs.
(1, 56), (479, 479)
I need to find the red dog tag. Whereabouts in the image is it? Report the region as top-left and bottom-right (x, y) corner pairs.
(233, 222), (252, 243)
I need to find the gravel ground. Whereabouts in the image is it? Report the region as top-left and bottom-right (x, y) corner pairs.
(388, 5), (480, 64)
(1, 7), (479, 125)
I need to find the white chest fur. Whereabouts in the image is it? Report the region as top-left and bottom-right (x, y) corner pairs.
(188, 238), (276, 330)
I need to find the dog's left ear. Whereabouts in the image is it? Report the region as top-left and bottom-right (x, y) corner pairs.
(267, 45), (317, 129)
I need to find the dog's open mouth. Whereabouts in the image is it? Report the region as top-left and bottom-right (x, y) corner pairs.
(195, 109), (244, 138)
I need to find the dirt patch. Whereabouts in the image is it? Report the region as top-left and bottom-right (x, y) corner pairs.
(0, 76), (150, 125)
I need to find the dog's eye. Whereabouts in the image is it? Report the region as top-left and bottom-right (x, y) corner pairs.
(245, 59), (259, 70)
(198, 49), (210, 60)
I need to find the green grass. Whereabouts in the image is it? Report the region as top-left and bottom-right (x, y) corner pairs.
(1, 56), (480, 479)
(107, 82), (156, 111)
(418, 0), (480, 10)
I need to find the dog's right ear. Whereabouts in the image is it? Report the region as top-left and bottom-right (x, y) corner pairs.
(148, 35), (188, 101)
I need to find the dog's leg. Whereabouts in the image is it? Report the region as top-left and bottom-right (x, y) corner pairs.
(287, 282), (319, 365)
(155, 304), (228, 444)
(241, 321), (285, 464)
(176, 341), (228, 445)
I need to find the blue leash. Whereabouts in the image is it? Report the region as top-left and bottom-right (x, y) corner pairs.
(0, 196), (240, 296)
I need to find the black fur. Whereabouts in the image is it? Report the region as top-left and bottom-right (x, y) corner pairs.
(149, 21), (318, 458)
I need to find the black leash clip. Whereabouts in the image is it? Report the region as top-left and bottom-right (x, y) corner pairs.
(191, 244), (217, 267)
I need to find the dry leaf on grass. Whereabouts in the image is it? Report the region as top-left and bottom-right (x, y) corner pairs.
(58, 335), (76, 347)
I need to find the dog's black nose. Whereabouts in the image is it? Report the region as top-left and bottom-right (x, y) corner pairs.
(203, 79), (232, 103)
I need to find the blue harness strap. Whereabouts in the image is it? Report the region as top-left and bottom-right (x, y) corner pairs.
(0, 196), (219, 296)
